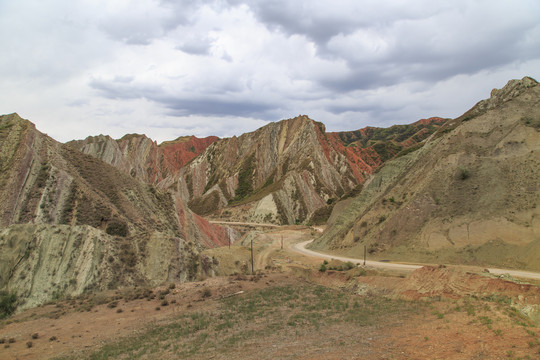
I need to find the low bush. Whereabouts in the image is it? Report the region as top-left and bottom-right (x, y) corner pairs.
(0, 291), (17, 319)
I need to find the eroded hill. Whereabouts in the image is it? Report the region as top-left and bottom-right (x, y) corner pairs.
(0, 114), (233, 309)
(175, 115), (445, 225)
(68, 115), (444, 226)
(312, 76), (540, 271)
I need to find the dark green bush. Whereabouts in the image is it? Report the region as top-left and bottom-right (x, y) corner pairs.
(106, 221), (128, 237)
(458, 167), (470, 180)
(0, 291), (17, 319)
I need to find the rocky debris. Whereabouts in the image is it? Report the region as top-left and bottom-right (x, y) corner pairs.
(397, 266), (540, 301)
(397, 266), (540, 325)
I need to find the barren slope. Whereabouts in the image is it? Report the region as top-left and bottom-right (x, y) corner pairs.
(313, 76), (540, 271)
(0, 114), (234, 309)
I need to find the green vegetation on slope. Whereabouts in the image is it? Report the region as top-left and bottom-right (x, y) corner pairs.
(55, 284), (424, 360)
(233, 153), (255, 201)
(0, 291), (17, 319)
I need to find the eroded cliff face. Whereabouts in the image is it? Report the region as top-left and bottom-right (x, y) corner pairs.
(176, 115), (444, 225)
(0, 224), (215, 310)
(313, 77), (540, 271)
(68, 133), (218, 185)
(63, 113), (443, 226)
(177, 116), (360, 224)
(0, 114), (234, 309)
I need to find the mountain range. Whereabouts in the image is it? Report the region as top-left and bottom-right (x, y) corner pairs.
(1, 76), (538, 309)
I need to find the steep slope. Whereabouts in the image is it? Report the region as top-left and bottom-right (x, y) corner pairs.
(312, 76), (540, 271)
(173, 115), (444, 224)
(68, 133), (218, 184)
(0, 114), (233, 309)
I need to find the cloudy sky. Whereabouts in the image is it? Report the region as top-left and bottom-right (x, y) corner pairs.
(1, 0), (539, 143)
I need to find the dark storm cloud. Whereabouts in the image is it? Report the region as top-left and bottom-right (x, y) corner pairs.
(238, 0), (540, 94)
(157, 96), (275, 118)
(89, 77), (274, 118)
(239, 1), (358, 44)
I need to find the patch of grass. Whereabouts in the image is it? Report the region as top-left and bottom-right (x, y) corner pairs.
(106, 220), (129, 237)
(233, 153), (255, 202)
(60, 285), (425, 359)
(522, 116), (540, 131)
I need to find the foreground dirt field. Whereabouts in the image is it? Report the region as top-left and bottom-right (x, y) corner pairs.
(1, 228), (540, 359)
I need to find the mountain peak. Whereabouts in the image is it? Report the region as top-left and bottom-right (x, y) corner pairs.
(0, 113), (33, 127)
(456, 76), (538, 122)
(482, 76), (538, 110)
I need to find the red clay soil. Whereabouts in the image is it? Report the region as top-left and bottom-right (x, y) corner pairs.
(397, 266), (540, 303)
(159, 136), (218, 171)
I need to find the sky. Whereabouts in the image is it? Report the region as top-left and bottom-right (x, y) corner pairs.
(1, 0), (539, 143)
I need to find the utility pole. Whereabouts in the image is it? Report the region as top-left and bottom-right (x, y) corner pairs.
(251, 238), (254, 275)
(363, 245), (366, 266)
(228, 227), (230, 249)
(281, 235), (283, 250)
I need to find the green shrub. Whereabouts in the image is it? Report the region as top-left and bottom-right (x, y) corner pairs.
(106, 221), (129, 237)
(458, 167), (470, 180)
(0, 291), (17, 319)
(319, 263), (327, 272)
(202, 288), (212, 298)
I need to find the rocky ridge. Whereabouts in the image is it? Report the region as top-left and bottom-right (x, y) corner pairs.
(0, 113), (234, 309)
(312, 76), (540, 271)
(68, 133), (218, 185)
(174, 115), (445, 224)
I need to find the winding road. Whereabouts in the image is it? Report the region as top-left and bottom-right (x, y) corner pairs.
(293, 240), (422, 271)
(213, 220), (540, 281)
(292, 239), (540, 281)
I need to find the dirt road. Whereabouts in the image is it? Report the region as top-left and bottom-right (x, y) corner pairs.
(209, 220), (279, 228)
(207, 220), (540, 280)
(292, 239), (540, 281)
(293, 240), (422, 271)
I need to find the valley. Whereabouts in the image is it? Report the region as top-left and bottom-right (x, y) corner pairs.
(1, 76), (540, 359)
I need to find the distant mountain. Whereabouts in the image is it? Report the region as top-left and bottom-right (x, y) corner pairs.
(0, 114), (233, 309)
(68, 133), (218, 184)
(311, 76), (540, 271)
(70, 115), (444, 226)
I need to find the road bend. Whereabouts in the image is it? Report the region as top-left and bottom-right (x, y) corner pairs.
(293, 239), (540, 281)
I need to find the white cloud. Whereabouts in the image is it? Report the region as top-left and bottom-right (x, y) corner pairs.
(0, 0), (539, 143)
